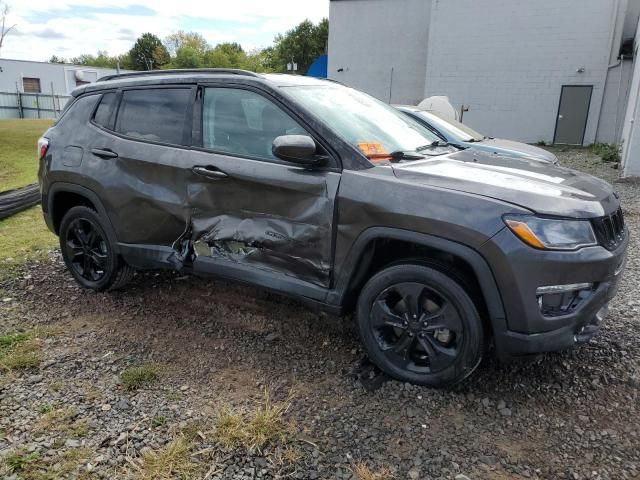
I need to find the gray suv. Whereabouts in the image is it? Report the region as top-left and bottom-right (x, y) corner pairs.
(38, 69), (628, 387)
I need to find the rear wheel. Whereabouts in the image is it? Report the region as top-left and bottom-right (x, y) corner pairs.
(356, 264), (484, 387)
(59, 206), (134, 291)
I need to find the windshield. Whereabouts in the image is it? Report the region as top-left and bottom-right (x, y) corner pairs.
(284, 85), (448, 162)
(419, 111), (485, 142)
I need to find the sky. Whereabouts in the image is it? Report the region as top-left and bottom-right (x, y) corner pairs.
(0, 0), (329, 61)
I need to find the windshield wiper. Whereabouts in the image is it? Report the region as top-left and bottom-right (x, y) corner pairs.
(388, 150), (426, 162)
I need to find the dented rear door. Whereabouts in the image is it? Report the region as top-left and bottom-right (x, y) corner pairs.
(187, 86), (340, 287)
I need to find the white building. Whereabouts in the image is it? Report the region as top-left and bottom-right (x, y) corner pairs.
(0, 58), (130, 119)
(328, 0), (640, 176)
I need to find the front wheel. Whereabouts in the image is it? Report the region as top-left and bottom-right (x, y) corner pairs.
(59, 206), (134, 291)
(356, 264), (484, 387)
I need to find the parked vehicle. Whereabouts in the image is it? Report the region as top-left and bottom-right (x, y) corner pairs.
(396, 105), (559, 165)
(38, 69), (627, 386)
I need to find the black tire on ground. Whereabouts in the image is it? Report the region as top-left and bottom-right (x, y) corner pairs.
(0, 184), (40, 219)
(59, 206), (134, 291)
(356, 263), (485, 387)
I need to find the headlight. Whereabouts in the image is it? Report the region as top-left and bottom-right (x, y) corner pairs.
(503, 215), (597, 250)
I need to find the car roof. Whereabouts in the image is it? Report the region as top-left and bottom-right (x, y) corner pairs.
(73, 69), (332, 97)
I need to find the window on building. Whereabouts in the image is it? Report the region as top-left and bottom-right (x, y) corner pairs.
(93, 92), (118, 129)
(23, 77), (41, 93)
(114, 88), (192, 145)
(202, 87), (308, 161)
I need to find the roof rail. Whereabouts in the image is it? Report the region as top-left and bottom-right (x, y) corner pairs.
(97, 68), (262, 82)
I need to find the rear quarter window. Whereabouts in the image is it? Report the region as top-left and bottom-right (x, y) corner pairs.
(114, 88), (192, 146)
(92, 92), (117, 129)
(53, 94), (100, 128)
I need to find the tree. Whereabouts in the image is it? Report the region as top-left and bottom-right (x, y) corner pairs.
(243, 47), (275, 73)
(173, 46), (204, 69)
(202, 42), (246, 68)
(49, 55), (67, 64)
(128, 33), (169, 70)
(0, 1), (17, 55)
(271, 18), (328, 74)
(164, 31), (208, 55)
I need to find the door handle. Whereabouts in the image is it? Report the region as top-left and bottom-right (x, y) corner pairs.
(91, 148), (118, 159)
(192, 165), (228, 179)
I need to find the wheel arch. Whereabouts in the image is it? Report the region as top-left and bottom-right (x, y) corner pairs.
(330, 227), (507, 339)
(48, 182), (120, 254)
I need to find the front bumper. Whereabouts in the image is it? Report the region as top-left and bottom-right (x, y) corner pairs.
(481, 226), (628, 358)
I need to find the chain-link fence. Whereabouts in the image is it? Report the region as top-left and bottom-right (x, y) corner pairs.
(0, 91), (71, 119)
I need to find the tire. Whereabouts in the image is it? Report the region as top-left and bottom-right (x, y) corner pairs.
(59, 206), (134, 291)
(356, 263), (484, 387)
(0, 184), (40, 219)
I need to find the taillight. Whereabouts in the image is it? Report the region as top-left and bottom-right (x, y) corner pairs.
(38, 137), (49, 160)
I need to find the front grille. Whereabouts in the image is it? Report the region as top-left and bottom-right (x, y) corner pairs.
(592, 207), (626, 250)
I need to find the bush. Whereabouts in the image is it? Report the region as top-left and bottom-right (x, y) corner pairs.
(590, 143), (621, 163)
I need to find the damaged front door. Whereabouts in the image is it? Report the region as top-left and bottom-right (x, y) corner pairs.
(187, 86), (340, 288)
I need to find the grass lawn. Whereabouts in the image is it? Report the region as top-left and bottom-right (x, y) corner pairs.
(0, 119), (57, 280)
(0, 119), (53, 191)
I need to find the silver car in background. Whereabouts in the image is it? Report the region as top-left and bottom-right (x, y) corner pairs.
(396, 105), (559, 165)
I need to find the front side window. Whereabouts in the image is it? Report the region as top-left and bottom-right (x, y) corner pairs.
(203, 87), (308, 161)
(115, 88), (191, 145)
(284, 85), (448, 162)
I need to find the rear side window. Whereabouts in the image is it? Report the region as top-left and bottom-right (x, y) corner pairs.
(115, 88), (192, 145)
(93, 92), (117, 128)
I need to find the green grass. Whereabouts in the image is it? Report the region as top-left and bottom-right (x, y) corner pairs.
(121, 364), (162, 391)
(0, 330), (42, 371)
(0, 119), (57, 280)
(213, 390), (294, 453)
(589, 142), (621, 163)
(0, 119), (53, 191)
(1, 447), (96, 480)
(0, 206), (57, 280)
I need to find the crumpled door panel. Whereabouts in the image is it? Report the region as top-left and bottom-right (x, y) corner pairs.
(185, 152), (340, 287)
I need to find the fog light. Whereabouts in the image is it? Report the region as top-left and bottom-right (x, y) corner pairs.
(536, 283), (594, 317)
(536, 283), (593, 295)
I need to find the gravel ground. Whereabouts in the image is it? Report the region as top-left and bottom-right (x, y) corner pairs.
(1, 149), (639, 480)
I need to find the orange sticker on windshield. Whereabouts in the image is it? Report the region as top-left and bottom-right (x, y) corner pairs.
(357, 142), (392, 162)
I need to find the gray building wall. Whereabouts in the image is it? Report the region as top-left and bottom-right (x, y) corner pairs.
(0, 59), (127, 95)
(597, 60), (634, 144)
(328, 0), (431, 104)
(621, 18), (640, 177)
(328, 0), (637, 146)
(424, 0), (620, 145)
(0, 59), (131, 119)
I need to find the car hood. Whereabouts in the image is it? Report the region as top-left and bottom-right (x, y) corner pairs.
(471, 138), (559, 164)
(391, 149), (618, 218)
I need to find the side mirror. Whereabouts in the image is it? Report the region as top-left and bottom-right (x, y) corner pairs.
(272, 135), (318, 165)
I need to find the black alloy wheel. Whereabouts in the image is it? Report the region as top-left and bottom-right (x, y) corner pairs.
(357, 264), (484, 386)
(64, 217), (108, 282)
(59, 206), (135, 291)
(371, 281), (462, 374)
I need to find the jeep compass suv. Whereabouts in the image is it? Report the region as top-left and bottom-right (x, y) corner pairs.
(38, 69), (628, 386)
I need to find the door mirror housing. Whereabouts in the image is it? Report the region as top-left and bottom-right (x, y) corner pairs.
(272, 135), (319, 165)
